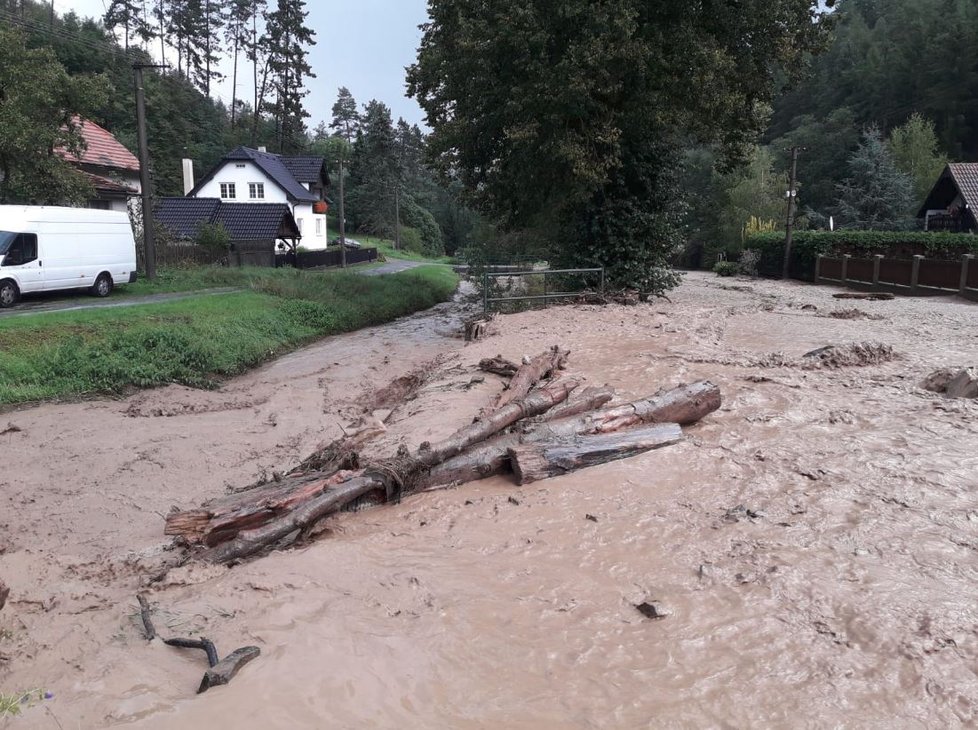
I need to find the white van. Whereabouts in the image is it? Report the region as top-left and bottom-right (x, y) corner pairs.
(0, 206), (137, 307)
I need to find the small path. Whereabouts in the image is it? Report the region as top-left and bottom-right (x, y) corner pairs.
(358, 259), (426, 276)
(0, 288), (241, 318)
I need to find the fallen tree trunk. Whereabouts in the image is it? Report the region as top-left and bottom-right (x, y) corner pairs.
(488, 346), (568, 414)
(479, 356), (520, 377)
(508, 422), (682, 485)
(427, 380), (720, 487)
(168, 374), (580, 549)
(542, 385), (614, 421)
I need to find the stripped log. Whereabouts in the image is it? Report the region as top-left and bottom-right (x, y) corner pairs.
(488, 346), (568, 414)
(199, 647), (262, 694)
(479, 356), (520, 377)
(464, 312), (496, 341)
(508, 422), (683, 485)
(186, 376), (581, 562)
(0, 580), (8, 612)
(427, 381), (720, 487)
(166, 470), (358, 546)
(542, 385), (614, 422)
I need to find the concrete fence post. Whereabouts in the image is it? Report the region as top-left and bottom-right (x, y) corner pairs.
(911, 254), (924, 294)
(872, 254), (883, 290)
(814, 255), (823, 284)
(841, 254), (851, 286)
(960, 254), (975, 295)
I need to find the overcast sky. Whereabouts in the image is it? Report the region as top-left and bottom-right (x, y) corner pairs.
(55, 0), (430, 128)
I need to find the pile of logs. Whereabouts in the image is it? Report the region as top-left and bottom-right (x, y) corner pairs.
(165, 347), (721, 565)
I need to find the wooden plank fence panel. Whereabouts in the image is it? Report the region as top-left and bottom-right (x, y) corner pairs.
(917, 259), (962, 290)
(847, 258), (874, 283)
(878, 259), (913, 287)
(820, 258), (843, 280)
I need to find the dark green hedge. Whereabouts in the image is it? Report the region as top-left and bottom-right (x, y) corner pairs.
(744, 231), (978, 281)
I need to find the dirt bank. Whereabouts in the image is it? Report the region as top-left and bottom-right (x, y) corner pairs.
(2, 272), (977, 728)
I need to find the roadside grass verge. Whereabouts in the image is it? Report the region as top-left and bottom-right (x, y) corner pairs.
(0, 266), (458, 407)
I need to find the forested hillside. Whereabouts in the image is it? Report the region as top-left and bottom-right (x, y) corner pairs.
(0, 0), (476, 257)
(687, 0), (976, 264)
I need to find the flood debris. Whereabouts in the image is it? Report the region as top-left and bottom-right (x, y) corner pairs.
(135, 594), (260, 695)
(801, 342), (896, 368)
(164, 348), (722, 566)
(922, 367), (978, 399)
(832, 292), (895, 301)
(0, 580), (8, 612)
(0, 424), (21, 436)
(827, 308), (884, 321)
(635, 601), (669, 620)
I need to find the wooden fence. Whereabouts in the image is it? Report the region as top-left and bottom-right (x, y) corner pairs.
(295, 247), (378, 269)
(815, 253), (978, 301)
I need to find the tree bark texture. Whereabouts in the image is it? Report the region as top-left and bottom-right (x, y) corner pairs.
(508, 422), (683, 485)
(427, 381), (719, 487)
(487, 346), (568, 414)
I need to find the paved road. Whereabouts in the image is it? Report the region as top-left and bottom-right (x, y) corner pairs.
(0, 288), (241, 319)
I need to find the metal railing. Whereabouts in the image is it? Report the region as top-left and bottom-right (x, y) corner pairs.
(482, 267), (605, 313)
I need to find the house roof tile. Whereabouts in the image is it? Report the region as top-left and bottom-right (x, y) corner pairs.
(155, 198), (300, 241)
(947, 163), (978, 209)
(280, 156), (327, 184)
(59, 118), (140, 172)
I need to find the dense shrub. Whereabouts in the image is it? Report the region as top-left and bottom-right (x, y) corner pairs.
(743, 231), (978, 281)
(713, 261), (739, 277)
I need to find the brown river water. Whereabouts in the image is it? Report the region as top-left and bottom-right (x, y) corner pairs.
(1, 271), (977, 728)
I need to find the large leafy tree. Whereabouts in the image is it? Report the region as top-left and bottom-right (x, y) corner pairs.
(408, 0), (830, 291)
(0, 27), (108, 204)
(835, 127), (915, 230)
(888, 113), (947, 205)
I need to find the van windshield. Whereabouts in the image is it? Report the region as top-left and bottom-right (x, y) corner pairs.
(0, 231), (18, 255)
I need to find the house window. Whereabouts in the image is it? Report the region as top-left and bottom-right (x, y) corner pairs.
(220, 183), (236, 199)
(316, 219), (322, 236)
(235, 163), (246, 168)
(249, 183), (265, 199)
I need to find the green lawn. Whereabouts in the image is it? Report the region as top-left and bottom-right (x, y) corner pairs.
(0, 265), (458, 407)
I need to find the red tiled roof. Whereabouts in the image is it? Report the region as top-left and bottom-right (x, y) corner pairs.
(59, 118), (140, 173)
(82, 170), (138, 195)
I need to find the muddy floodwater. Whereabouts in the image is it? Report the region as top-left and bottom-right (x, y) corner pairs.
(1, 272), (977, 728)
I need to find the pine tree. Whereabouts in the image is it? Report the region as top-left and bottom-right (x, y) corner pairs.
(104, 0), (153, 50)
(347, 100), (398, 235)
(835, 127), (915, 230)
(329, 87), (360, 142)
(264, 0), (315, 153)
(225, 0), (257, 127)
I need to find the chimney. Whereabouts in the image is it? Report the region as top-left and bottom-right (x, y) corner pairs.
(181, 158), (195, 196)
(258, 145), (267, 153)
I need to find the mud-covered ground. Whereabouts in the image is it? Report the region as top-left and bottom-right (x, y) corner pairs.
(1, 272), (977, 728)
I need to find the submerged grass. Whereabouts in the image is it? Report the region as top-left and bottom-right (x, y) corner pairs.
(0, 266), (458, 407)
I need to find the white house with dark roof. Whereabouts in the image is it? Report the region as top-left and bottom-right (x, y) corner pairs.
(184, 146), (331, 249)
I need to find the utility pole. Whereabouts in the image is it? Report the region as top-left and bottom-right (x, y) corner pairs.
(338, 154), (347, 269)
(394, 186), (401, 251)
(133, 63), (167, 280)
(782, 146), (802, 280)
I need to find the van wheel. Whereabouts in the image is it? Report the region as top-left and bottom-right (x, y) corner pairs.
(92, 273), (113, 298)
(0, 280), (18, 308)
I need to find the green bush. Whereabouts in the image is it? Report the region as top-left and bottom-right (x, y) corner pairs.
(195, 222), (231, 251)
(398, 226), (424, 254)
(743, 230), (978, 281)
(713, 261), (739, 277)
